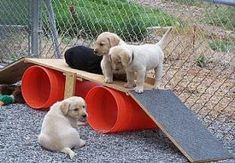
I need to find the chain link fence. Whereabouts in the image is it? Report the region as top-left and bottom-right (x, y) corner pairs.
(0, 0), (30, 65)
(0, 0), (234, 156)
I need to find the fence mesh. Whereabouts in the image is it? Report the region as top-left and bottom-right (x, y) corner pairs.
(0, 0), (234, 155)
(0, 0), (30, 65)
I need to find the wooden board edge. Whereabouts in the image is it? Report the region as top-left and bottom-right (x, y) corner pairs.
(23, 58), (131, 94)
(192, 155), (234, 163)
(24, 58), (60, 70)
(129, 92), (194, 162)
(0, 58), (36, 84)
(0, 57), (26, 72)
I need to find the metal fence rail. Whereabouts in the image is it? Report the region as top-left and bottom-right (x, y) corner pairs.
(0, 0), (234, 155)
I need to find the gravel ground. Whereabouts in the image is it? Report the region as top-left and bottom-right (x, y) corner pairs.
(0, 104), (234, 163)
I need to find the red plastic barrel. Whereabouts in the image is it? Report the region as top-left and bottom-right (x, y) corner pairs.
(85, 86), (157, 133)
(75, 80), (101, 99)
(22, 66), (65, 109)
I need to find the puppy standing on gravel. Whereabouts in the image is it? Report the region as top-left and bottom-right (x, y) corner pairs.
(94, 32), (127, 83)
(38, 96), (87, 159)
(109, 27), (172, 93)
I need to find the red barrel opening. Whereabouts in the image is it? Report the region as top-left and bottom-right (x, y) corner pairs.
(22, 66), (65, 109)
(86, 86), (157, 133)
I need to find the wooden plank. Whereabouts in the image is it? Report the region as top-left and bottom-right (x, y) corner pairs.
(129, 89), (232, 162)
(1, 58), (153, 92)
(0, 58), (34, 84)
(63, 72), (77, 99)
(24, 58), (153, 93)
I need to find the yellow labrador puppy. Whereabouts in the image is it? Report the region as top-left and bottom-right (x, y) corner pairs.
(109, 27), (172, 93)
(38, 96), (87, 159)
(94, 32), (127, 83)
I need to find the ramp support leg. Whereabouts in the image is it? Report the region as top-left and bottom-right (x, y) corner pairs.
(64, 72), (76, 99)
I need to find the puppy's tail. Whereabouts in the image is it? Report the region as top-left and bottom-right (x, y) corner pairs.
(38, 134), (51, 149)
(156, 27), (173, 49)
(38, 133), (59, 151)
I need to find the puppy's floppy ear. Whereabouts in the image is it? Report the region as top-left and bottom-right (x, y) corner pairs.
(119, 50), (131, 67)
(60, 101), (70, 115)
(108, 35), (120, 47)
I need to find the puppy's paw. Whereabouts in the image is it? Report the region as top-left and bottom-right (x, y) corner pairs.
(79, 139), (86, 147)
(124, 83), (136, 88)
(61, 147), (76, 159)
(154, 86), (160, 90)
(77, 121), (87, 127)
(154, 83), (160, 90)
(134, 87), (143, 93)
(69, 151), (76, 159)
(104, 78), (113, 83)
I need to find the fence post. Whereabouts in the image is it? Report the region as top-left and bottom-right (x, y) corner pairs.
(45, 0), (61, 58)
(31, 0), (41, 57)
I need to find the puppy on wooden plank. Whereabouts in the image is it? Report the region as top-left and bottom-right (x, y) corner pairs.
(108, 27), (172, 93)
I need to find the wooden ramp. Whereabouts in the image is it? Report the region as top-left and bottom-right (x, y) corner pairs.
(0, 58), (232, 162)
(1, 58), (149, 96)
(0, 58), (34, 84)
(130, 90), (232, 162)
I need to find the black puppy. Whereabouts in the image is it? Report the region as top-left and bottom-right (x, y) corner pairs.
(64, 46), (103, 74)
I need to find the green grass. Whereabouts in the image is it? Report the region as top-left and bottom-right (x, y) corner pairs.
(196, 55), (207, 68)
(208, 39), (235, 52)
(52, 0), (178, 41)
(203, 6), (235, 31)
(0, 0), (178, 41)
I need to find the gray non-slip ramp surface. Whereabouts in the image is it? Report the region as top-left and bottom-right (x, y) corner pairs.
(130, 89), (232, 162)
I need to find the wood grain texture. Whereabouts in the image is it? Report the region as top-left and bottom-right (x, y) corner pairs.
(0, 58), (34, 84)
(24, 58), (153, 93)
(64, 72), (76, 98)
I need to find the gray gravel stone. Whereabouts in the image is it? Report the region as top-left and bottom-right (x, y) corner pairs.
(0, 104), (234, 163)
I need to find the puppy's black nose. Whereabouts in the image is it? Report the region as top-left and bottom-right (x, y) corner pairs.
(82, 114), (87, 118)
(94, 49), (97, 54)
